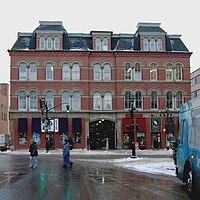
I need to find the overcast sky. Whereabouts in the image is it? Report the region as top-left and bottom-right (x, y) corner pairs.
(0, 0), (199, 83)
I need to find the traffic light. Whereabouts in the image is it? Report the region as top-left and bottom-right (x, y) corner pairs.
(66, 104), (70, 113)
(40, 98), (45, 115)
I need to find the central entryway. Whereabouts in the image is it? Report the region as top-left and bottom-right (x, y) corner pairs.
(89, 120), (115, 150)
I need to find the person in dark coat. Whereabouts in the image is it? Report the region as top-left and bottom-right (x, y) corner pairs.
(29, 139), (38, 168)
(63, 139), (73, 168)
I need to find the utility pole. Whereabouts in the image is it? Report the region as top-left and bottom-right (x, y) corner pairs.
(130, 95), (137, 158)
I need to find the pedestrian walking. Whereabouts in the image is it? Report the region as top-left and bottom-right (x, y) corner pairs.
(63, 139), (73, 168)
(29, 139), (38, 168)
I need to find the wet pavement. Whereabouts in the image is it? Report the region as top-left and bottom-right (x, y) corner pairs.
(0, 153), (192, 200)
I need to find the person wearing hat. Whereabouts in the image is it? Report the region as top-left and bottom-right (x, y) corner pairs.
(63, 139), (73, 168)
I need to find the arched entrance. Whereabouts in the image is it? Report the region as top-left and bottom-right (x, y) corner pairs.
(89, 120), (115, 150)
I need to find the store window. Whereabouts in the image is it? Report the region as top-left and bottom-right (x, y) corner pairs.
(18, 118), (27, 144)
(72, 118), (82, 143)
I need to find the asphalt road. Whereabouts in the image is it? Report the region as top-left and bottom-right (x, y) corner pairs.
(0, 153), (192, 200)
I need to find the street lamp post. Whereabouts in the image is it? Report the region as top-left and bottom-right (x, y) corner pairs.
(130, 95), (137, 158)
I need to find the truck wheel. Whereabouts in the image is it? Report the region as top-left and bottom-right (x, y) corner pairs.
(186, 169), (193, 194)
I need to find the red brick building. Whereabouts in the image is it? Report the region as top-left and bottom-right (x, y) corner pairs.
(0, 83), (9, 136)
(8, 21), (191, 150)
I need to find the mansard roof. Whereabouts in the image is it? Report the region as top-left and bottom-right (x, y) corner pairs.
(10, 21), (190, 53)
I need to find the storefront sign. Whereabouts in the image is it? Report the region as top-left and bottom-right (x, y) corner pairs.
(90, 115), (115, 122)
(151, 117), (161, 132)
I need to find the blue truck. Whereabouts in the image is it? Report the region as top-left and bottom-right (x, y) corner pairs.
(175, 96), (200, 197)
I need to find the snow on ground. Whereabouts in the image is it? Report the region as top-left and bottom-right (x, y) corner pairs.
(1, 148), (176, 176)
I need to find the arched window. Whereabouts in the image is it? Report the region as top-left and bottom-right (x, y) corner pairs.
(72, 63), (80, 80)
(93, 92), (102, 110)
(46, 91), (54, 110)
(54, 36), (60, 50)
(62, 91), (70, 110)
(96, 38), (101, 50)
(166, 91), (173, 109)
(125, 91), (132, 109)
(29, 63), (37, 80)
(157, 38), (162, 51)
(39, 36), (45, 50)
(30, 91), (37, 110)
(18, 91), (26, 110)
(47, 36), (53, 50)
(72, 92), (81, 110)
(134, 63), (142, 81)
(150, 63), (157, 81)
(124, 63), (132, 80)
(143, 38), (149, 51)
(94, 64), (101, 81)
(103, 64), (111, 81)
(151, 91), (158, 109)
(103, 38), (108, 50)
(46, 63), (54, 80)
(176, 91), (183, 109)
(150, 38), (156, 51)
(135, 91), (142, 109)
(166, 63), (173, 81)
(175, 64), (182, 80)
(104, 92), (112, 110)
(62, 63), (70, 80)
(19, 62), (27, 80)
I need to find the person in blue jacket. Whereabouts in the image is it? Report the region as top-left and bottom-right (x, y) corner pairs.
(63, 139), (73, 168)
(29, 139), (38, 168)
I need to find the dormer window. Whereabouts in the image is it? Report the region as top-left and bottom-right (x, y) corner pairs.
(54, 36), (60, 50)
(47, 37), (53, 50)
(150, 38), (156, 51)
(39, 37), (45, 50)
(143, 38), (149, 51)
(157, 38), (162, 51)
(96, 38), (101, 50)
(103, 38), (108, 50)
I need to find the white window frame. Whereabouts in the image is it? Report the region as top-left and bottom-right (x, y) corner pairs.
(72, 92), (81, 110)
(166, 64), (173, 81)
(72, 63), (80, 80)
(62, 63), (70, 80)
(135, 91), (142, 109)
(46, 63), (54, 80)
(151, 91), (158, 109)
(96, 38), (101, 51)
(62, 92), (70, 110)
(166, 91), (174, 109)
(102, 38), (108, 51)
(19, 62), (27, 80)
(134, 63), (142, 81)
(47, 36), (53, 50)
(150, 63), (157, 81)
(157, 38), (162, 51)
(103, 64), (111, 81)
(46, 91), (54, 110)
(150, 38), (156, 51)
(29, 91), (37, 110)
(94, 64), (101, 81)
(104, 92), (112, 110)
(143, 38), (149, 51)
(39, 36), (45, 50)
(125, 91), (132, 109)
(176, 91), (183, 109)
(18, 91), (26, 110)
(175, 64), (182, 81)
(124, 63), (132, 80)
(54, 36), (60, 50)
(93, 92), (102, 110)
(29, 63), (37, 81)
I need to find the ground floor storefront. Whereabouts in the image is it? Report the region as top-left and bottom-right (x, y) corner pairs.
(9, 111), (179, 150)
